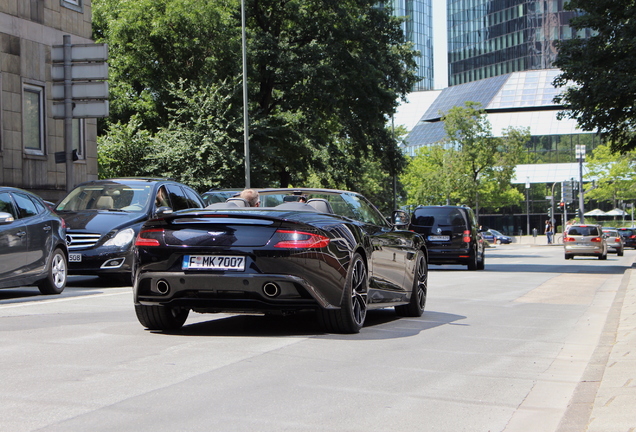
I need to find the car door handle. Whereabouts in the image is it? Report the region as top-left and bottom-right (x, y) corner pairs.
(16, 231), (26, 237)
(43, 226), (52, 232)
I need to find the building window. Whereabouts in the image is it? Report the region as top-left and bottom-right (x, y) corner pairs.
(23, 84), (45, 155)
(72, 119), (85, 160)
(61, 0), (82, 12)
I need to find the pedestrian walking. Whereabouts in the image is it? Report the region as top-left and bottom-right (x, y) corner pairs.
(545, 219), (554, 244)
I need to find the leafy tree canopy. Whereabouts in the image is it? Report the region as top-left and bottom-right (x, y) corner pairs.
(553, 0), (636, 153)
(584, 142), (636, 206)
(93, 0), (418, 196)
(401, 103), (528, 215)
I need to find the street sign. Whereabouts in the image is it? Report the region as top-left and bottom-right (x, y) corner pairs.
(51, 63), (108, 81)
(51, 44), (108, 63)
(51, 81), (108, 100)
(52, 100), (110, 119)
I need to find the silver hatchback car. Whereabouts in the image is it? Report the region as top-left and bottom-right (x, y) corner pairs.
(564, 224), (608, 260)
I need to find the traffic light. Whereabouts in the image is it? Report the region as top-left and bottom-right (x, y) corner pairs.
(548, 207), (552, 217)
(559, 201), (564, 209)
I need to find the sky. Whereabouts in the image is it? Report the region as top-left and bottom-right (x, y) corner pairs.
(432, 1), (448, 89)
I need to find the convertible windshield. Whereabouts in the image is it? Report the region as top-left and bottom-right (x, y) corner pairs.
(56, 184), (152, 212)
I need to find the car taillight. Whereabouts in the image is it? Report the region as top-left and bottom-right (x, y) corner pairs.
(274, 230), (330, 248)
(615, 238), (622, 243)
(564, 237), (575, 242)
(135, 228), (164, 247)
(631, 235), (636, 239)
(591, 237), (602, 243)
(463, 230), (471, 243)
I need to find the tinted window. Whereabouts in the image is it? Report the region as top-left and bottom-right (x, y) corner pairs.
(184, 188), (203, 209)
(567, 226), (600, 236)
(0, 192), (15, 217)
(412, 207), (467, 227)
(165, 184), (190, 211)
(12, 193), (39, 218)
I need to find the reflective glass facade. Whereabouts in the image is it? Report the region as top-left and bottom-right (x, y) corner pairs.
(381, 0), (434, 91)
(447, 0), (591, 86)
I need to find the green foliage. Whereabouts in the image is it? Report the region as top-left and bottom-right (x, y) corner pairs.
(93, 0), (417, 194)
(553, 0), (636, 153)
(584, 142), (636, 206)
(401, 103), (527, 214)
(97, 117), (153, 179)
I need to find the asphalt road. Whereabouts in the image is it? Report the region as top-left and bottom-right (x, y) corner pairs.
(0, 244), (632, 432)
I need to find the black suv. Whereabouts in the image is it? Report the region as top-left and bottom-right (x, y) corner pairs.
(617, 228), (636, 249)
(409, 205), (485, 270)
(55, 178), (204, 282)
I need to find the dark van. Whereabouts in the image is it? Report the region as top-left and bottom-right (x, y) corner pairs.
(409, 205), (485, 270)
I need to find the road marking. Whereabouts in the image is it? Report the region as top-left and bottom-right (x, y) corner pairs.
(0, 289), (130, 309)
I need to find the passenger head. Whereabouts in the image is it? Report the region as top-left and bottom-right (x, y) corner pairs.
(239, 189), (260, 207)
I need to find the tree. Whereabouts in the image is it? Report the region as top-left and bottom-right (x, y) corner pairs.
(401, 103), (527, 215)
(92, 0), (417, 190)
(584, 143), (636, 207)
(553, 0), (636, 154)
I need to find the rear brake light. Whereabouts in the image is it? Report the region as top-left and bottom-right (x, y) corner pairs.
(274, 230), (330, 248)
(135, 228), (164, 247)
(615, 238), (622, 243)
(463, 230), (471, 243)
(564, 237), (575, 242)
(631, 235), (636, 239)
(591, 237), (602, 243)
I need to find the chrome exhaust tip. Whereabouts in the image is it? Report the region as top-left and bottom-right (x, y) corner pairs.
(262, 282), (281, 298)
(156, 279), (170, 295)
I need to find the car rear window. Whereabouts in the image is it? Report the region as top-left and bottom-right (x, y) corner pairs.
(567, 226), (600, 236)
(412, 207), (466, 227)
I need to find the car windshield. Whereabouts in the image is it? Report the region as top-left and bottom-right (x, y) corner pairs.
(56, 183), (152, 212)
(412, 207), (466, 227)
(259, 191), (388, 227)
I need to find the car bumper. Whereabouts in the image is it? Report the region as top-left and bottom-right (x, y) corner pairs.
(134, 271), (329, 312)
(67, 247), (133, 275)
(564, 245), (604, 255)
(427, 247), (473, 265)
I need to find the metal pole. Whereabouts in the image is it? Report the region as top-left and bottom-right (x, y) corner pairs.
(63, 35), (74, 193)
(392, 116), (397, 211)
(577, 145), (585, 224)
(241, 0), (250, 188)
(526, 178), (530, 236)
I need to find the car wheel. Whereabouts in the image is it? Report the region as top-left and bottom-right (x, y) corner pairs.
(135, 304), (189, 331)
(395, 252), (427, 317)
(565, 253), (573, 260)
(37, 248), (67, 295)
(599, 252), (607, 260)
(496, 239), (502, 245)
(618, 248), (624, 257)
(477, 247), (485, 270)
(467, 246), (479, 270)
(319, 253), (367, 333)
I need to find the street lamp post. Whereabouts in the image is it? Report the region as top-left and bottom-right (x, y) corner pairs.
(576, 144), (586, 224)
(526, 177), (530, 236)
(241, 0), (250, 188)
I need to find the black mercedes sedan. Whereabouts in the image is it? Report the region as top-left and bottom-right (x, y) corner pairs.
(133, 188), (428, 333)
(55, 178), (204, 282)
(0, 187), (68, 294)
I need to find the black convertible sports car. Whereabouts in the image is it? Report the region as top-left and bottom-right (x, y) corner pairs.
(133, 188), (428, 333)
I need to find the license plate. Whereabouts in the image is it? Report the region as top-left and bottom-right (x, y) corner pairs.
(68, 253), (82, 262)
(182, 255), (245, 271)
(428, 235), (450, 241)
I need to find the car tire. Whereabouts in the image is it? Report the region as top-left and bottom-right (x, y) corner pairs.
(37, 248), (67, 295)
(467, 246), (479, 270)
(396, 252), (427, 317)
(618, 248), (624, 257)
(477, 247), (485, 270)
(496, 239), (502, 245)
(565, 253), (573, 260)
(135, 304), (189, 331)
(599, 251), (608, 260)
(319, 253), (367, 334)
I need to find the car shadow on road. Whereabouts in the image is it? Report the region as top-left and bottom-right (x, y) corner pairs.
(152, 309), (466, 339)
(431, 262), (630, 275)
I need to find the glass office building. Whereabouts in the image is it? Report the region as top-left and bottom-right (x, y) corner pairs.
(447, 0), (591, 86)
(380, 0), (434, 91)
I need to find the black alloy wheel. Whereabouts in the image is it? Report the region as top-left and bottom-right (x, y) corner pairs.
(319, 253), (368, 334)
(396, 251), (427, 317)
(467, 245), (479, 270)
(135, 304), (190, 331)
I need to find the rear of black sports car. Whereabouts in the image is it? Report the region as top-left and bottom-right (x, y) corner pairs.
(133, 210), (358, 328)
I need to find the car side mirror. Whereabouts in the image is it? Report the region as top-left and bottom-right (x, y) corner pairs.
(391, 210), (409, 229)
(0, 212), (15, 224)
(155, 206), (173, 217)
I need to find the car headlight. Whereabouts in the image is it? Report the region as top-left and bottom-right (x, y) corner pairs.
(103, 228), (135, 248)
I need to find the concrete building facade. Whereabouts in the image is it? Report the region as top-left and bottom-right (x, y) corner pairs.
(0, 0), (98, 202)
